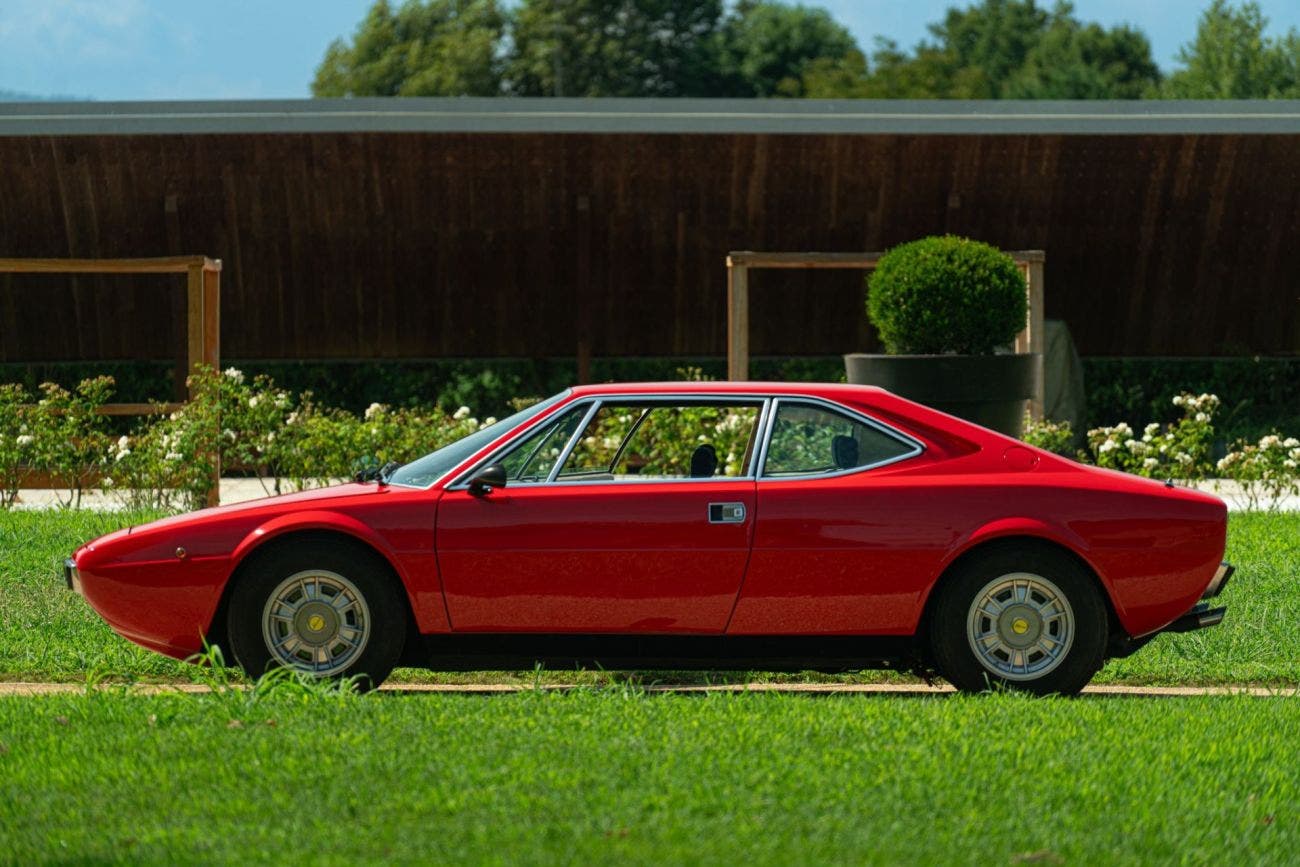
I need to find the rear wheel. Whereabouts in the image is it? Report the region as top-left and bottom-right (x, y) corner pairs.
(930, 546), (1108, 696)
(227, 540), (406, 690)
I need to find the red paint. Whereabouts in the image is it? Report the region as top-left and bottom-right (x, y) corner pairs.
(70, 382), (1228, 663)
(437, 480), (754, 632)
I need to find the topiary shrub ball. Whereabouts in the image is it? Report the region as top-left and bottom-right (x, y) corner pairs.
(867, 235), (1027, 356)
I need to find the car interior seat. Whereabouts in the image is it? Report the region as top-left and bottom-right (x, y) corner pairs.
(690, 443), (719, 478)
(831, 435), (859, 470)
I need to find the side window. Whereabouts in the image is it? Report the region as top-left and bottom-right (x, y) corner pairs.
(556, 405), (641, 480)
(613, 404), (760, 479)
(554, 401), (763, 481)
(763, 401), (917, 477)
(495, 406), (586, 483)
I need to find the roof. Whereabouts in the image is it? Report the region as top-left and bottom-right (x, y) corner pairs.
(2, 98), (1298, 136)
(568, 381), (885, 397)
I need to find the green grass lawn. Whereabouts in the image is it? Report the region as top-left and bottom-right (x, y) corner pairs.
(2, 687), (1299, 864)
(1, 509), (1297, 685)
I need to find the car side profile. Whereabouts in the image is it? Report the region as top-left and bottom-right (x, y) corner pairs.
(66, 382), (1233, 695)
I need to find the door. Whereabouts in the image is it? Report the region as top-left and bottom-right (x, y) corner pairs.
(435, 398), (765, 633)
(728, 398), (928, 634)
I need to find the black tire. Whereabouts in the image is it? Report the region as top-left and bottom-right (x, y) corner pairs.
(929, 544), (1108, 696)
(227, 539), (406, 690)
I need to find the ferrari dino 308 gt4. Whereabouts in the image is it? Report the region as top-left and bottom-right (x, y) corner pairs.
(66, 382), (1233, 694)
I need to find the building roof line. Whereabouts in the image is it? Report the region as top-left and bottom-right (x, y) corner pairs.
(2, 98), (1299, 136)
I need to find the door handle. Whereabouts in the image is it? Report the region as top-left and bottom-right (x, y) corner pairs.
(708, 502), (747, 524)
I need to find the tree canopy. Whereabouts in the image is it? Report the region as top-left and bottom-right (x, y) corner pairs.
(505, 0), (723, 97)
(803, 1), (1161, 99)
(713, 1), (858, 97)
(1162, 0), (1300, 98)
(312, 0), (1298, 100)
(313, 0), (505, 97)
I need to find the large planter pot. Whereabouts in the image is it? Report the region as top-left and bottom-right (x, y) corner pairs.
(844, 353), (1041, 437)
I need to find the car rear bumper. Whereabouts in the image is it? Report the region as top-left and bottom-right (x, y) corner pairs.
(1110, 562), (1232, 658)
(63, 557), (80, 593)
(1161, 562), (1233, 632)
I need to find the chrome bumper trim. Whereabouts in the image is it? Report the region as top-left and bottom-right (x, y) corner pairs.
(1203, 562), (1235, 600)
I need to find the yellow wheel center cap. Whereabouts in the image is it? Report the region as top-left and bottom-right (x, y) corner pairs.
(307, 614), (326, 632)
(1012, 618), (1029, 635)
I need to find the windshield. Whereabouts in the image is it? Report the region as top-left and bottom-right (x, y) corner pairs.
(386, 390), (571, 489)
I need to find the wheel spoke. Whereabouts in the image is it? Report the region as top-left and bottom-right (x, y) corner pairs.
(262, 569), (373, 676)
(966, 572), (1075, 682)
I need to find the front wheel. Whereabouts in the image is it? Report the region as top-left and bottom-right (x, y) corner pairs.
(226, 540), (406, 689)
(929, 546), (1108, 696)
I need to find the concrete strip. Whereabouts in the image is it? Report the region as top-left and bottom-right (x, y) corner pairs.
(0, 681), (1295, 698)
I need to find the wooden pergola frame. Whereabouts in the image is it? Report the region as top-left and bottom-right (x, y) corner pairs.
(726, 250), (1046, 416)
(0, 256), (222, 505)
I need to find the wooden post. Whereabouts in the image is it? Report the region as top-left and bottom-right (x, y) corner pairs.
(201, 262), (222, 506)
(186, 262), (204, 389)
(202, 263), (221, 372)
(726, 256), (749, 381)
(724, 250), (1046, 417)
(0, 256), (223, 506)
(1011, 254), (1046, 419)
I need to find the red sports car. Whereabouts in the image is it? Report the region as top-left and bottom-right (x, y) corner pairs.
(66, 382), (1233, 695)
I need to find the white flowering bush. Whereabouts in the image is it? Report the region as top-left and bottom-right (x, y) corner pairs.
(105, 368), (223, 511)
(271, 396), (490, 490)
(1021, 415), (1074, 456)
(218, 368), (297, 494)
(4, 367), (1299, 512)
(1087, 393), (1219, 481)
(0, 383), (34, 507)
(1217, 434), (1300, 510)
(27, 377), (117, 508)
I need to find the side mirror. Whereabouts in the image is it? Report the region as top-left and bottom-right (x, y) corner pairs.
(467, 463), (507, 497)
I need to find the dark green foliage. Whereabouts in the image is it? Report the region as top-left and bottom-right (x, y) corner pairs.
(805, 0), (1162, 99)
(312, 0), (506, 96)
(1007, 20), (1161, 99)
(1083, 357), (1300, 443)
(713, 0), (858, 97)
(5, 356), (1294, 444)
(0, 358), (843, 422)
(866, 236), (1027, 356)
(506, 0), (724, 96)
(314, 0), (1176, 100)
(1162, 0), (1300, 98)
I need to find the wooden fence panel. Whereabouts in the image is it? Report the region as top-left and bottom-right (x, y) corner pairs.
(0, 132), (1297, 362)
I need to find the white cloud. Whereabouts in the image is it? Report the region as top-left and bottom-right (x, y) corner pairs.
(0, 0), (149, 61)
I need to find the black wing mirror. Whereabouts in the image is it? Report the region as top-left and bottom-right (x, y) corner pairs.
(467, 463), (507, 497)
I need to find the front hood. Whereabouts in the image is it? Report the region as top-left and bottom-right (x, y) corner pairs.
(142, 482), (389, 532)
(76, 482), (417, 570)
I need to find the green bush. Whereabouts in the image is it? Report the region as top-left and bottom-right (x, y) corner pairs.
(1083, 357), (1300, 443)
(866, 235), (1027, 355)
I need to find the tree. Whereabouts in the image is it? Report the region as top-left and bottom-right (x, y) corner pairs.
(1009, 20), (1161, 99)
(505, 0), (724, 97)
(1163, 0), (1300, 98)
(313, 0), (505, 97)
(810, 0), (1161, 100)
(714, 1), (860, 97)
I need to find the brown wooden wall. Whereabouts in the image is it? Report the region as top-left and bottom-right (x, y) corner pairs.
(1, 131), (1298, 363)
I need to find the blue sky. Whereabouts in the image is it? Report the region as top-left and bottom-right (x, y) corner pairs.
(2, 0), (1298, 100)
